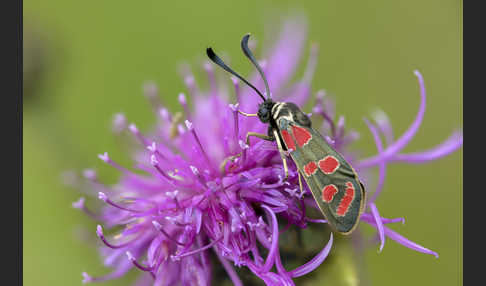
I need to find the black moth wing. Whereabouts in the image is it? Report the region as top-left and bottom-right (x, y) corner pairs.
(276, 117), (366, 234)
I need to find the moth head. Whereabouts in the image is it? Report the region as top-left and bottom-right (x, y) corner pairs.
(257, 100), (274, 123)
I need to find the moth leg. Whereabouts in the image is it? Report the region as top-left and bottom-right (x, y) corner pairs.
(219, 153), (242, 173)
(219, 132), (274, 173)
(245, 132), (273, 147)
(298, 171), (303, 194)
(273, 129), (289, 180)
(238, 110), (258, 117)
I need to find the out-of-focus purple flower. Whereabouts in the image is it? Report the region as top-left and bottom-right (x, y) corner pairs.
(70, 18), (462, 286)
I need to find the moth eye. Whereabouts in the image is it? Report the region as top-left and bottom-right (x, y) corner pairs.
(259, 108), (268, 117)
(257, 103), (272, 123)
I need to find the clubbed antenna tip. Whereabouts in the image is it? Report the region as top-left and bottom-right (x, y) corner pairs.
(206, 46), (266, 102)
(241, 34), (271, 100)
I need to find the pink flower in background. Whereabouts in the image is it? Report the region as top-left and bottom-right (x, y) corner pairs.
(69, 18), (462, 286)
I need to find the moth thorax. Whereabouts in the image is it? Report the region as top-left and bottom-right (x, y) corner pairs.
(273, 102), (312, 127)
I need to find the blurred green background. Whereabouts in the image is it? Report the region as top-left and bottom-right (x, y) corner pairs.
(23, 0), (462, 285)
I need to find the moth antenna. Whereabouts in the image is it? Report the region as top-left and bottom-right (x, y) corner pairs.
(206, 47), (266, 102)
(241, 34), (271, 100)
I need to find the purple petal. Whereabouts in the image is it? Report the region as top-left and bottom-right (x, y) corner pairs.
(369, 203), (385, 252)
(214, 247), (243, 286)
(372, 109), (394, 146)
(306, 218), (328, 224)
(261, 205), (279, 273)
(363, 118), (387, 203)
(360, 213), (405, 225)
(358, 70), (427, 168)
(365, 220), (438, 258)
(274, 248), (287, 274)
(391, 131), (463, 163)
(71, 16), (462, 285)
(386, 226), (438, 258)
(250, 268), (296, 286)
(147, 235), (164, 266)
(289, 233), (333, 277)
(173, 237), (221, 260)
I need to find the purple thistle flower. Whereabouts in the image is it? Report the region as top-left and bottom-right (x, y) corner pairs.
(71, 19), (462, 286)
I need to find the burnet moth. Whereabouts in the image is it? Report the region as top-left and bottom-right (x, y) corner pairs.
(206, 34), (366, 235)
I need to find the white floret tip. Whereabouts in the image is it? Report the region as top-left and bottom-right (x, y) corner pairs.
(239, 140), (249, 149)
(147, 142), (157, 152)
(81, 272), (92, 284)
(128, 123), (138, 134)
(96, 225), (103, 237)
(166, 190), (179, 199)
(159, 108), (170, 121)
(98, 152), (110, 162)
(185, 120), (194, 130)
(229, 103), (239, 111)
(152, 220), (162, 230)
(190, 165), (200, 175)
(72, 197), (85, 209)
(178, 93), (187, 105)
(98, 192), (108, 202)
(150, 154), (159, 166)
(126, 251), (135, 261)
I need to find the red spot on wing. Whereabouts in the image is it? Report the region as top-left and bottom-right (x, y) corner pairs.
(304, 161), (318, 176)
(318, 156), (340, 174)
(337, 182), (355, 216)
(322, 184), (338, 203)
(280, 130), (296, 151)
(291, 125), (312, 147)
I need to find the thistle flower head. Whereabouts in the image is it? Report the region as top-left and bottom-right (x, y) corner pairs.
(71, 18), (462, 286)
